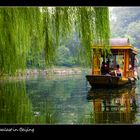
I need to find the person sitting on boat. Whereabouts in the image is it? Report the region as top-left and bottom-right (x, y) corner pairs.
(115, 64), (123, 78)
(134, 67), (139, 80)
(129, 64), (132, 70)
(101, 61), (109, 75)
(101, 61), (106, 75)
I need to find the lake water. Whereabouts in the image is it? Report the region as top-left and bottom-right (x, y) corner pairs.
(1, 73), (140, 124)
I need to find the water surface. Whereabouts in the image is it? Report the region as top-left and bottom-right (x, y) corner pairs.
(1, 74), (140, 124)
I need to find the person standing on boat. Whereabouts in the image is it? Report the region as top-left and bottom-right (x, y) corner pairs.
(115, 64), (123, 77)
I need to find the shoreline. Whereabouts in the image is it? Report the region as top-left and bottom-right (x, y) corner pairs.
(0, 67), (90, 81)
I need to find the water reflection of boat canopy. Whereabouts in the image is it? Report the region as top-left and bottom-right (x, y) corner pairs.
(87, 86), (137, 123)
(86, 38), (139, 88)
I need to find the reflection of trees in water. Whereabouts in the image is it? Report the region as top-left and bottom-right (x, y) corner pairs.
(27, 75), (87, 124)
(0, 81), (33, 124)
(87, 86), (138, 124)
(0, 80), (55, 124)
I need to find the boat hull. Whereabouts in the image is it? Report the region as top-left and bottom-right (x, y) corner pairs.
(86, 75), (136, 88)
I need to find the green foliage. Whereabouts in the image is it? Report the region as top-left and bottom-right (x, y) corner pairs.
(56, 45), (70, 66)
(0, 8), (44, 75)
(0, 81), (33, 123)
(126, 21), (140, 46)
(0, 7), (110, 75)
(110, 7), (140, 48)
(94, 7), (110, 58)
(55, 45), (78, 67)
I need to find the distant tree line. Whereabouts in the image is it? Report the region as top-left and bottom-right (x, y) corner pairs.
(110, 7), (140, 66)
(110, 7), (140, 48)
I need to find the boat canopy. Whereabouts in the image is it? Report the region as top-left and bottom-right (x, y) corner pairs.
(91, 38), (138, 77)
(91, 38), (138, 55)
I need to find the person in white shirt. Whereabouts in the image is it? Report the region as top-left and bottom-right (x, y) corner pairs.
(115, 64), (123, 78)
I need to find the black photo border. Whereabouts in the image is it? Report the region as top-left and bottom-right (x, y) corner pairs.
(0, 0), (140, 137)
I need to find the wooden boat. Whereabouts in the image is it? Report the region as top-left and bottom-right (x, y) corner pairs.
(86, 38), (139, 88)
(86, 75), (136, 88)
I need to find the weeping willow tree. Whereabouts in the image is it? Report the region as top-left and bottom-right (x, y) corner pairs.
(0, 8), (44, 76)
(0, 7), (110, 76)
(94, 7), (110, 59)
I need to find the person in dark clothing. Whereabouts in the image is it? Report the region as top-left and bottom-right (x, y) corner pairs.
(101, 61), (109, 75)
(101, 61), (106, 75)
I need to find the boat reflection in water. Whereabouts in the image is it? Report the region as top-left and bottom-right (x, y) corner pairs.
(87, 86), (138, 124)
